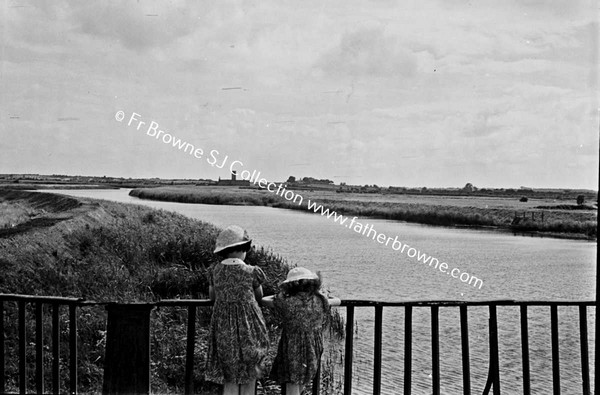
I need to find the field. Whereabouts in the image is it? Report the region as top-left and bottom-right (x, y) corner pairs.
(129, 186), (598, 240)
(0, 190), (343, 394)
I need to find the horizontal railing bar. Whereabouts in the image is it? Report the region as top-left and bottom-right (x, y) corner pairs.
(0, 294), (595, 307)
(156, 299), (213, 306)
(0, 294), (83, 303)
(339, 300), (596, 307)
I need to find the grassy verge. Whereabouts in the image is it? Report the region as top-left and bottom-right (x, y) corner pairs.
(130, 187), (597, 240)
(0, 191), (342, 394)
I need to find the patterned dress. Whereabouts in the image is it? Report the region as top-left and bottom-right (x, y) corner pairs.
(270, 292), (330, 385)
(205, 259), (269, 384)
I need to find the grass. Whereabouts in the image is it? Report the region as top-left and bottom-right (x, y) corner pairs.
(130, 186), (598, 240)
(0, 191), (343, 394)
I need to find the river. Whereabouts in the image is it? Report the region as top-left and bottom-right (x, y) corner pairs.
(38, 188), (596, 394)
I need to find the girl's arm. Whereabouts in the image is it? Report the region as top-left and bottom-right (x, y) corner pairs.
(261, 294), (275, 307)
(318, 291), (341, 306)
(254, 285), (264, 304)
(209, 285), (215, 302)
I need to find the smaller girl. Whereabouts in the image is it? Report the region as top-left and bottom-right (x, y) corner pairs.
(262, 267), (341, 395)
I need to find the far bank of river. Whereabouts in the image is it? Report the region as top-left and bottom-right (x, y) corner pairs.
(128, 186), (598, 241)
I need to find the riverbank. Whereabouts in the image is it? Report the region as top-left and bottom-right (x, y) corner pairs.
(129, 186), (598, 240)
(0, 190), (335, 394)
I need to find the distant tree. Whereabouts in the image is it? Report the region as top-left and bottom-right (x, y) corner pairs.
(577, 195), (585, 205)
(520, 196), (528, 202)
(286, 176), (296, 183)
(463, 183), (475, 193)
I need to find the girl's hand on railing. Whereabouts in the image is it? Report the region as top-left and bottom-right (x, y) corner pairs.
(261, 294), (275, 307)
(327, 296), (341, 306)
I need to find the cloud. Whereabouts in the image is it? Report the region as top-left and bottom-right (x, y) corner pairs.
(316, 27), (417, 81)
(71, 1), (199, 51)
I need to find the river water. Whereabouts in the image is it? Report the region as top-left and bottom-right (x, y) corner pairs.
(38, 189), (596, 394)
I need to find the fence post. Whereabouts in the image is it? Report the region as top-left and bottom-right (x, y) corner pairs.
(102, 304), (154, 395)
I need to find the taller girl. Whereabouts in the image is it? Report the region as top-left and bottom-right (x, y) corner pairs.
(205, 225), (269, 395)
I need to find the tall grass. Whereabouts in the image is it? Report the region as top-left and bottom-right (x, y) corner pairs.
(1, 193), (344, 394)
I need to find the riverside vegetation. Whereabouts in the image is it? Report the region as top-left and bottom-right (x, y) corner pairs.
(129, 186), (598, 240)
(0, 190), (343, 394)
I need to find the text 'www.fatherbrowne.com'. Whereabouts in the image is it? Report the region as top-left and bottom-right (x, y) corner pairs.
(305, 200), (484, 289)
(115, 110), (483, 289)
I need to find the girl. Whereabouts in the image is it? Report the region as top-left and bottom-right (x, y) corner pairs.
(262, 267), (341, 395)
(205, 225), (269, 395)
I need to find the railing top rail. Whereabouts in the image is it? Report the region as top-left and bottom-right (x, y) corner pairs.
(339, 299), (597, 307)
(0, 294), (595, 307)
(0, 293), (83, 303)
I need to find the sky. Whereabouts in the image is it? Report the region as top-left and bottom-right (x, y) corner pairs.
(1, 0), (598, 189)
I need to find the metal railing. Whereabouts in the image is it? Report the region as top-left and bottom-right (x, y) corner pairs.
(0, 294), (595, 394)
(0, 294), (82, 395)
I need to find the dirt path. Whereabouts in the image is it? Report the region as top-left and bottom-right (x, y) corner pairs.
(0, 189), (90, 238)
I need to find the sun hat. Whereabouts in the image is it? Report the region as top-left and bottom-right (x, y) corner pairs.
(214, 225), (252, 253)
(282, 267), (318, 284)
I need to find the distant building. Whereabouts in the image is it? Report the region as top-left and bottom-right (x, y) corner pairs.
(217, 171), (250, 186)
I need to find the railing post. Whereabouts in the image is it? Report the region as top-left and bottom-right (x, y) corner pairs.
(0, 300), (4, 395)
(431, 306), (440, 395)
(579, 305), (590, 395)
(343, 305), (355, 395)
(520, 305), (530, 395)
(403, 305), (412, 395)
(35, 302), (44, 394)
(18, 300), (26, 395)
(102, 304), (154, 395)
(52, 303), (61, 395)
(69, 304), (78, 395)
(312, 359), (321, 395)
(550, 305), (560, 395)
(184, 305), (196, 395)
(373, 305), (383, 395)
(459, 305), (471, 395)
(489, 305), (500, 395)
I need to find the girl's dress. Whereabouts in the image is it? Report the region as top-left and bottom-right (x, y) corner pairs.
(270, 291), (330, 385)
(205, 258), (269, 384)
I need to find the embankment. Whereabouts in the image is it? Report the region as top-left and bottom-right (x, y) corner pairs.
(0, 190), (296, 394)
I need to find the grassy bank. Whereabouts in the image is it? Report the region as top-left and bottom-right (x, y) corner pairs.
(0, 190), (342, 394)
(130, 187), (598, 240)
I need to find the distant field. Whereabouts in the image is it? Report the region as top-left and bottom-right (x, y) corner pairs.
(129, 186), (598, 240)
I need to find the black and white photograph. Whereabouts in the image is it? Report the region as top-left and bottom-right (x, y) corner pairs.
(0, 1), (598, 394)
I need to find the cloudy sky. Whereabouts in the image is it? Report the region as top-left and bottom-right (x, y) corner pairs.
(1, 0), (598, 189)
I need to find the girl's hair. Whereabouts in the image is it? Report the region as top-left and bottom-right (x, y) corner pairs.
(280, 277), (322, 296)
(216, 241), (252, 258)
(280, 274), (330, 317)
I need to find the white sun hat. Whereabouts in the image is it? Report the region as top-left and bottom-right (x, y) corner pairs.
(213, 225), (252, 253)
(282, 267), (319, 283)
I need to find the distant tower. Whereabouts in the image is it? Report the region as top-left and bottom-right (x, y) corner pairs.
(232, 171), (237, 181)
